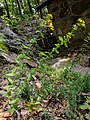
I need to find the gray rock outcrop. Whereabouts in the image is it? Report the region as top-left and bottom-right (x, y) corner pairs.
(47, 0), (90, 37)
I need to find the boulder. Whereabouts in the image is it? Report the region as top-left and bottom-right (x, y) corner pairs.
(47, 0), (90, 37)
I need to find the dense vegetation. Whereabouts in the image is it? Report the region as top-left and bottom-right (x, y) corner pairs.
(0, 0), (90, 120)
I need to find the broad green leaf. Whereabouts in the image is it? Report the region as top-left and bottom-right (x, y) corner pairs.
(8, 78), (14, 84)
(58, 36), (63, 42)
(58, 36), (64, 45)
(86, 115), (90, 120)
(80, 103), (89, 109)
(64, 41), (68, 48)
(55, 43), (60, 48)
(9, 99), (18, 104)
(23, 45), (29, 49)
(40, 52), (47, 57)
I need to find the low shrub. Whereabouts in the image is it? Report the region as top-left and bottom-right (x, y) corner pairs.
(3, 53), (90, 119)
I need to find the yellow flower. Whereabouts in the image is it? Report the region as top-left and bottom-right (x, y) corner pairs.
(47, 14), (53, 19)
(48, 19), (52, 23)
(78, 18), (83, 23)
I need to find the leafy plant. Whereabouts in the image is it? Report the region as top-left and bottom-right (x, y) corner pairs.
(3, 52), (60, 114)
(4, 53), (36, 114)
(0, 32), (8, 53)
(39, 18), (86, 60)
(54, 18), (85, 52)
(26, 96), (41, 112)
(3, 77), (21, 114)
(3, 51), (90, 120)
(80, 33), (90, 53)
(59, 66), (90, 119)
(80, 96), (90, 120)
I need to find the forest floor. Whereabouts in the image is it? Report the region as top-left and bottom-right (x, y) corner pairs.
(0, 18), (90, 120)
(0, 51), (90, 120)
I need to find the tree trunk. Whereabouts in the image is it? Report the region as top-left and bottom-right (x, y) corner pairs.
(37, 0), (43, 18)
(4, 0), (10, 19)
(27, 0), (33, 14)
(16, 0), (22, 16)
(20, 0), (24, 9)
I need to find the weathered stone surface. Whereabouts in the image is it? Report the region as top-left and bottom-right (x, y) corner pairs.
(47, 0), (90, 37)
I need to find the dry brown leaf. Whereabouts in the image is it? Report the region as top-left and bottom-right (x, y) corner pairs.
(43, 95), (53, 107)
(36, 80), (42, 91)
(28, 117), (34, 120)
(43, 99), (49, 103)
(16, 111), (21, 120)
(32, 75), (42, 91)
(0, 118), (7, 120)
(2, 101), (9, 111)
(23, 59), (38, 68)
(0, 111), (11, 118)
(21, 109), (28, 116)
(32, 107), (38, 111)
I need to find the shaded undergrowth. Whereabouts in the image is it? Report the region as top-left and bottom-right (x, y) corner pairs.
(3, 53), (90, 119)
